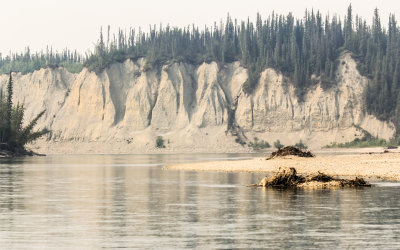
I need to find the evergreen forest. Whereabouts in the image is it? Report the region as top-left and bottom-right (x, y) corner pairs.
(1, 5), (400, 131)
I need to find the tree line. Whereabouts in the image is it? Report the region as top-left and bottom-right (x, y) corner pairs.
(0, 47), (83, 74)
(1, 6), (400, 131)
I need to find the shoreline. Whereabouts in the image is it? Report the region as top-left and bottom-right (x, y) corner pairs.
(0, 149), (45, 158)
(27, 139), (398, 155)
(21, 146), (397, 156)
(165, 150), (400, 181)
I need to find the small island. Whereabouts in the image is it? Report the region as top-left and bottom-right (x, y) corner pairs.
(0, 73), (49, 157)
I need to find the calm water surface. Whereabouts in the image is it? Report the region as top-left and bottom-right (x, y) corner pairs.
(0, 154), (400, 249)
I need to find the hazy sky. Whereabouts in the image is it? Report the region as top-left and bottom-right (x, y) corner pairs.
(1, 0), (399, 55)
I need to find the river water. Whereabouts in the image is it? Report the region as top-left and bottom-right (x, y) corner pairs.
(0, 154), (400, 249)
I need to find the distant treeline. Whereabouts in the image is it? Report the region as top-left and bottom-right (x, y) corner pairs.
(1, 6), (400, 131)
(0, 47), (83, 74)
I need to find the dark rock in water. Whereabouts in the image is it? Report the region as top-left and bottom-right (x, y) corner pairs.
(255, 167), (370, 188)
(267, 146), (314, 160)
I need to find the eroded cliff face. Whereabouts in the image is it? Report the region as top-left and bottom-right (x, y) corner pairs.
(0, 53), (395, 153)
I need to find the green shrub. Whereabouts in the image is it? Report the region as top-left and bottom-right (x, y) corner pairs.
(273, 140), (284, 149)
(235, 137), (246, 146)
(249, 137), (270, 150)
(156, 136), (165, 148)
(324, 135), (394, 148)
(295, 140), (308, 149)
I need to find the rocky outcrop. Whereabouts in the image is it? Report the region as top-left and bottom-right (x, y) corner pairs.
(0, 53), (395, 153)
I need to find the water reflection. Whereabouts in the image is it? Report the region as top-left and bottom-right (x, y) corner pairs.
(0, 154), (399, 249)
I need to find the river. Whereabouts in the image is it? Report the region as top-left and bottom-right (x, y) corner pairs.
(0, 154), (400, 249)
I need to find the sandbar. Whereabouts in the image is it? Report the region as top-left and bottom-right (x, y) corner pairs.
(165, 151), (400, 181)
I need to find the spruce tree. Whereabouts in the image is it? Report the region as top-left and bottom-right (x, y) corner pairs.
(5, 73), (13, 143)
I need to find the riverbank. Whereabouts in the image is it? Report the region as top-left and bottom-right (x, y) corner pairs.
(0, 146), (45, 158)
(0, 150), (37, 158)
(28, 138), (400, 155)
(165, 149), (400, 181)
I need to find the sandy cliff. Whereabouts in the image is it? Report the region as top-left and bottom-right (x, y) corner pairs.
(0, 53), (395, 153)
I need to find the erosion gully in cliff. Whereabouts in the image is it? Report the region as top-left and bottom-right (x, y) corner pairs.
(0, 53), (395, 153)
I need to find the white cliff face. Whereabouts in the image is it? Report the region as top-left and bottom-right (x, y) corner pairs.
(0, 67), (75, 128)
(151, 63), (194, 130)
(0, 53), (395, 153)
(237, 54), (367, 132)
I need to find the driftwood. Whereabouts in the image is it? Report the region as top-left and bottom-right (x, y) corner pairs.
(258, 167), (305, 187)
(267, 146), (314, 160)
(306, 172), (333, 182)
(254, 167), (371, 188)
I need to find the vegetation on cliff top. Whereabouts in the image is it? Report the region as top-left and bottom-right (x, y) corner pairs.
(0, 47), (83, 75)
(85, 5), (400, 126)
(0, 73), (49, 155)
(1, 5), (400, 132)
